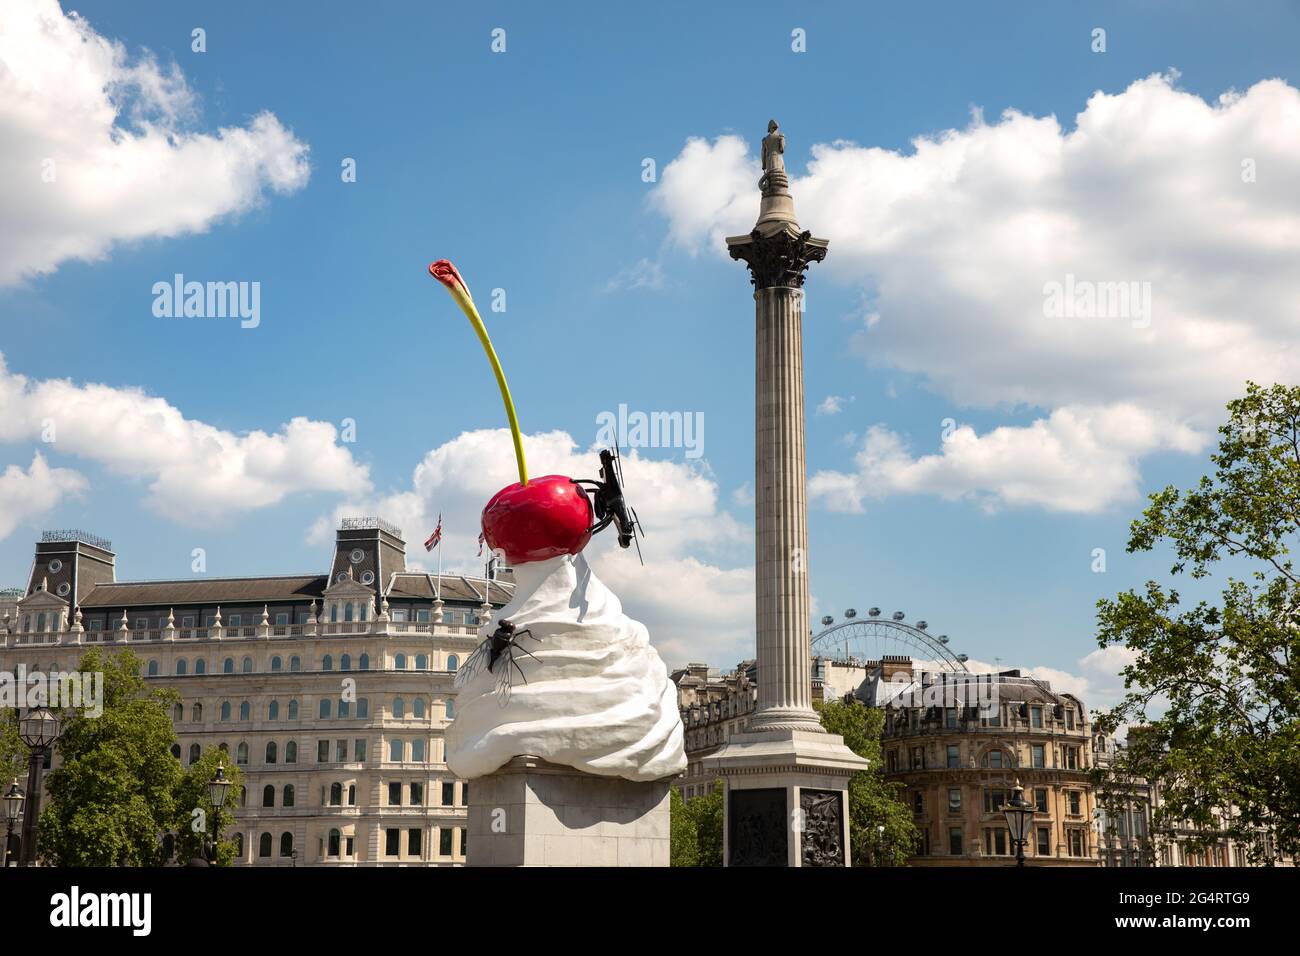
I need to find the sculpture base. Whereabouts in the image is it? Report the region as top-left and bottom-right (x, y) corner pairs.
(707, 728), (868, 867)
(465, 756), (672, 867)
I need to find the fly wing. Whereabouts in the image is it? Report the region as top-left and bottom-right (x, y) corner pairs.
(455, 638), (492, 689)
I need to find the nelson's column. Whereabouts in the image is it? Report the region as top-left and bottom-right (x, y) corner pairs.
(709, 120), (870, 867)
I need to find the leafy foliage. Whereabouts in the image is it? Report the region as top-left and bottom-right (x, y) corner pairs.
(1096, 382), (1300, 862)
(37, 649), (182, 866)
(670, 780), (724, 867)
(818, 696), (919, 866)
(171, 747), (243, 865)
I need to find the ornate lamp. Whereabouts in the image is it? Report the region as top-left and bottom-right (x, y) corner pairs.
(208, 764), (231, 809)
(18, 706), (60, 750)
(1003, 779), (1034, 867)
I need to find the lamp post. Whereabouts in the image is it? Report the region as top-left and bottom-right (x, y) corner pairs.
(17, 705), (60, 867)
(1003, 779), (1034, 868)
(3, 779), (23, 867)
(205, 764), (232, 864)
(876, 824), (886, 867)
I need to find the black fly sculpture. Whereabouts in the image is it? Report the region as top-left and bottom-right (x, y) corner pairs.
(455, 618), (538, 706)
(458, 446), (644, 704)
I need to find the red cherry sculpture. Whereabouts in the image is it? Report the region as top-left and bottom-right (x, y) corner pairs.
(481, 475), (593, 565)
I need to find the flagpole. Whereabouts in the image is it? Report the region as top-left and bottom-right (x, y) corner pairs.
(436, 534), (443, 601)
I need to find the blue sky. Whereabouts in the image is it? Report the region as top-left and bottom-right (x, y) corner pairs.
(2, 0), (1299, 707)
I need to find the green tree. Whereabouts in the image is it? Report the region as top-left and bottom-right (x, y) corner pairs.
(0, 709), (27, 787)
(171, 747), (243, 866)
(818, 697), (918, 866)
(670, 780), (724, 867)
(1096, 382), (1300, 863)
(38, 649), (182, 866)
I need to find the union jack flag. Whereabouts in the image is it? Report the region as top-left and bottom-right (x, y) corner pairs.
(424, 514), (443, 552)
(477, 531), (485, 556)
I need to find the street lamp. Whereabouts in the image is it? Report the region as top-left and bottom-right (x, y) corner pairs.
(205, 764), (231, 864)
(1003, 779), (1034, 868)
(17, 705), (61, 867)
(3, 779), (23, 867)
(876, 824), (886, 867)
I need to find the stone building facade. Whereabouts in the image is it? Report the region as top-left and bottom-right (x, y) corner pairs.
(671, 662), (756, 799)
(1, 523), (509, 866)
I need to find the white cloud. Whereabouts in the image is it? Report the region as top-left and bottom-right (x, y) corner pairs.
(0, 452), (87, 540)
(314, 428), (755, 666)
(961, 643), (1139, 713)
(0, 353), (370, 523)
(652, 74), (1300, 511)
(0, 0), (311, 286)
(604, 258), (665, 292)
(816, 395), (852, 416)
(810, 404), (1205, 514)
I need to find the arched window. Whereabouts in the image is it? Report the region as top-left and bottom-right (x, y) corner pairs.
(328, 828), (341, 857)
(280, 832), (294, 857)
(188, 743), (200, 765)
(237, 742), (249, 765)
(319, 699), (332, 719)
(239, 785), (247, 807)
(288, 699), (299, 720)
(271, 656), (282, 672)
(242, 656), (253, 673)
(220, 701), (231, 722)
(360, 602), (368, 622)
(330, 604), (338, 623)
(283, 784), (295, 807)
(392, 697), (405, 719)
(357, 698), (369, 718)
(173, 703), (183, 722)
(322, 654), (333, 671)
(263, 785), (275, 807)
(340, 654), (351, 671)
(259, 833), (272, 858)
(446, 698), (455, 719)
(359, 653), (370, 670)
(175, 659), (187, 676)
(447, 654), (459, 672)
(219, 742), (228, 753)
(36, 612), (45, 632)
(194, 659), (206, 675)
(191, 703), (202, 722)
(416, 654), (428, 670)
(290, 655), (301, 672)
(239, 701), (250, 721)
(223, 658), (234, 674)
(285, 741), (297, 764)
(234, 833), (244, 857)
(389, 739), (403, 762)
(981, 749), (1006, 769)
(147, 660), (159, 676)
(338, 699), (351, 718)
(413, 698), (426, 719)
(394, 653), (407, 670)
(268, 700), (279, 720)
(348, 784), (356, 806)
(344, 603), (354, 623)
(170, 743), (181, 760)
(265, 741), (278, 764)
(329, 782), (343, 806)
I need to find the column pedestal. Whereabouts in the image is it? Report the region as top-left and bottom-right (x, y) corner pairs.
(465, 756), (671, 867)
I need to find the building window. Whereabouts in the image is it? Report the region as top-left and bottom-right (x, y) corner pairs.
(288, 700), (299, 720)
(984, 789), (1008, 813)
(392, 697), (405, 718)
(318, 740), (330, 763)
(188, 743), (200, 765)
(1034, 788), (1048, 812)
(390, 739), (404, 762)
(411, 782), (424, 805)
(192, 703), (202, 721)
(394, 653), (407, 670)
(948, 828), (963, 856)
(283, 785), (295, 807)
(147, 660), (159, 676)
(354, 739), (367, 762)
(329, 783), (343, 806)
(393, 609), (408, 622)
(413, 698), (426, 719)
(887, 750), (898, 772)
(357, 698), (369, 718)
(911, 747), (924, 770)
(266, 742), (277, 764)
(948, 788), (961, 812)
(389, 782), (402, 806)
(290, 656), (301, 672)
(439, 828), (453, 856)
(411, 739), (426, 762)
(175, 659), (187, 676)
(223, 658), (234, 674)
(408, 828), (422, 856)
(1031, 744), (1045, 768)
(271, 656), (282, 672)
(334, 739), (346, 762)
(174, 703), (183, 722)
(1065, 709), (1075, 730)
(447, 654), (459, 672)
(386, 829), (400, 857)
(229, 615), (242, 628)
(319, 699), (331, 719)
(1068, 791), (1081, 816)
(263, 785), (275, 807)
(194, 660), (206, 675)
(946, 745), (960, 768)
(280, 833), (293, 857)
(1064, 746), (1079, 770)
(416, 654), (428, 670)
(237, 743), (249, 765)
(259, 833), (272, 858)
(1037, 827), (1051, 856)
(359, 653), (369, 670)
(341, 654), (351, 671)
(985, 828), (1009, 856)
(442, 781), (455, 807)
(945, 708), (957, 729)
(1030, 705), (1043, 728)
(445, 699), (455, 719)
(338, 699), (351, 718)
(344, 603), (354, 623)
(322, 654), (333, 671)
(982, 749), (1003, 769)
(328, 829), (341, 858)
(268, 700), (280, 721)
(276, 613), (289, 626)
(1068, 828), (1085, 856)
(286, 741), (297, 763)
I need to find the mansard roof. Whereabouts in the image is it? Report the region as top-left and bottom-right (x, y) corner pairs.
(81, 575), (327, 608)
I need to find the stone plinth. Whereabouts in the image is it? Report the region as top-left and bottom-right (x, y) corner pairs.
(466, 756), (671, 867)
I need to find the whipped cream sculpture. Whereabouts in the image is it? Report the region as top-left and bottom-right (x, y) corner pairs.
(428, 261), (686, 782)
